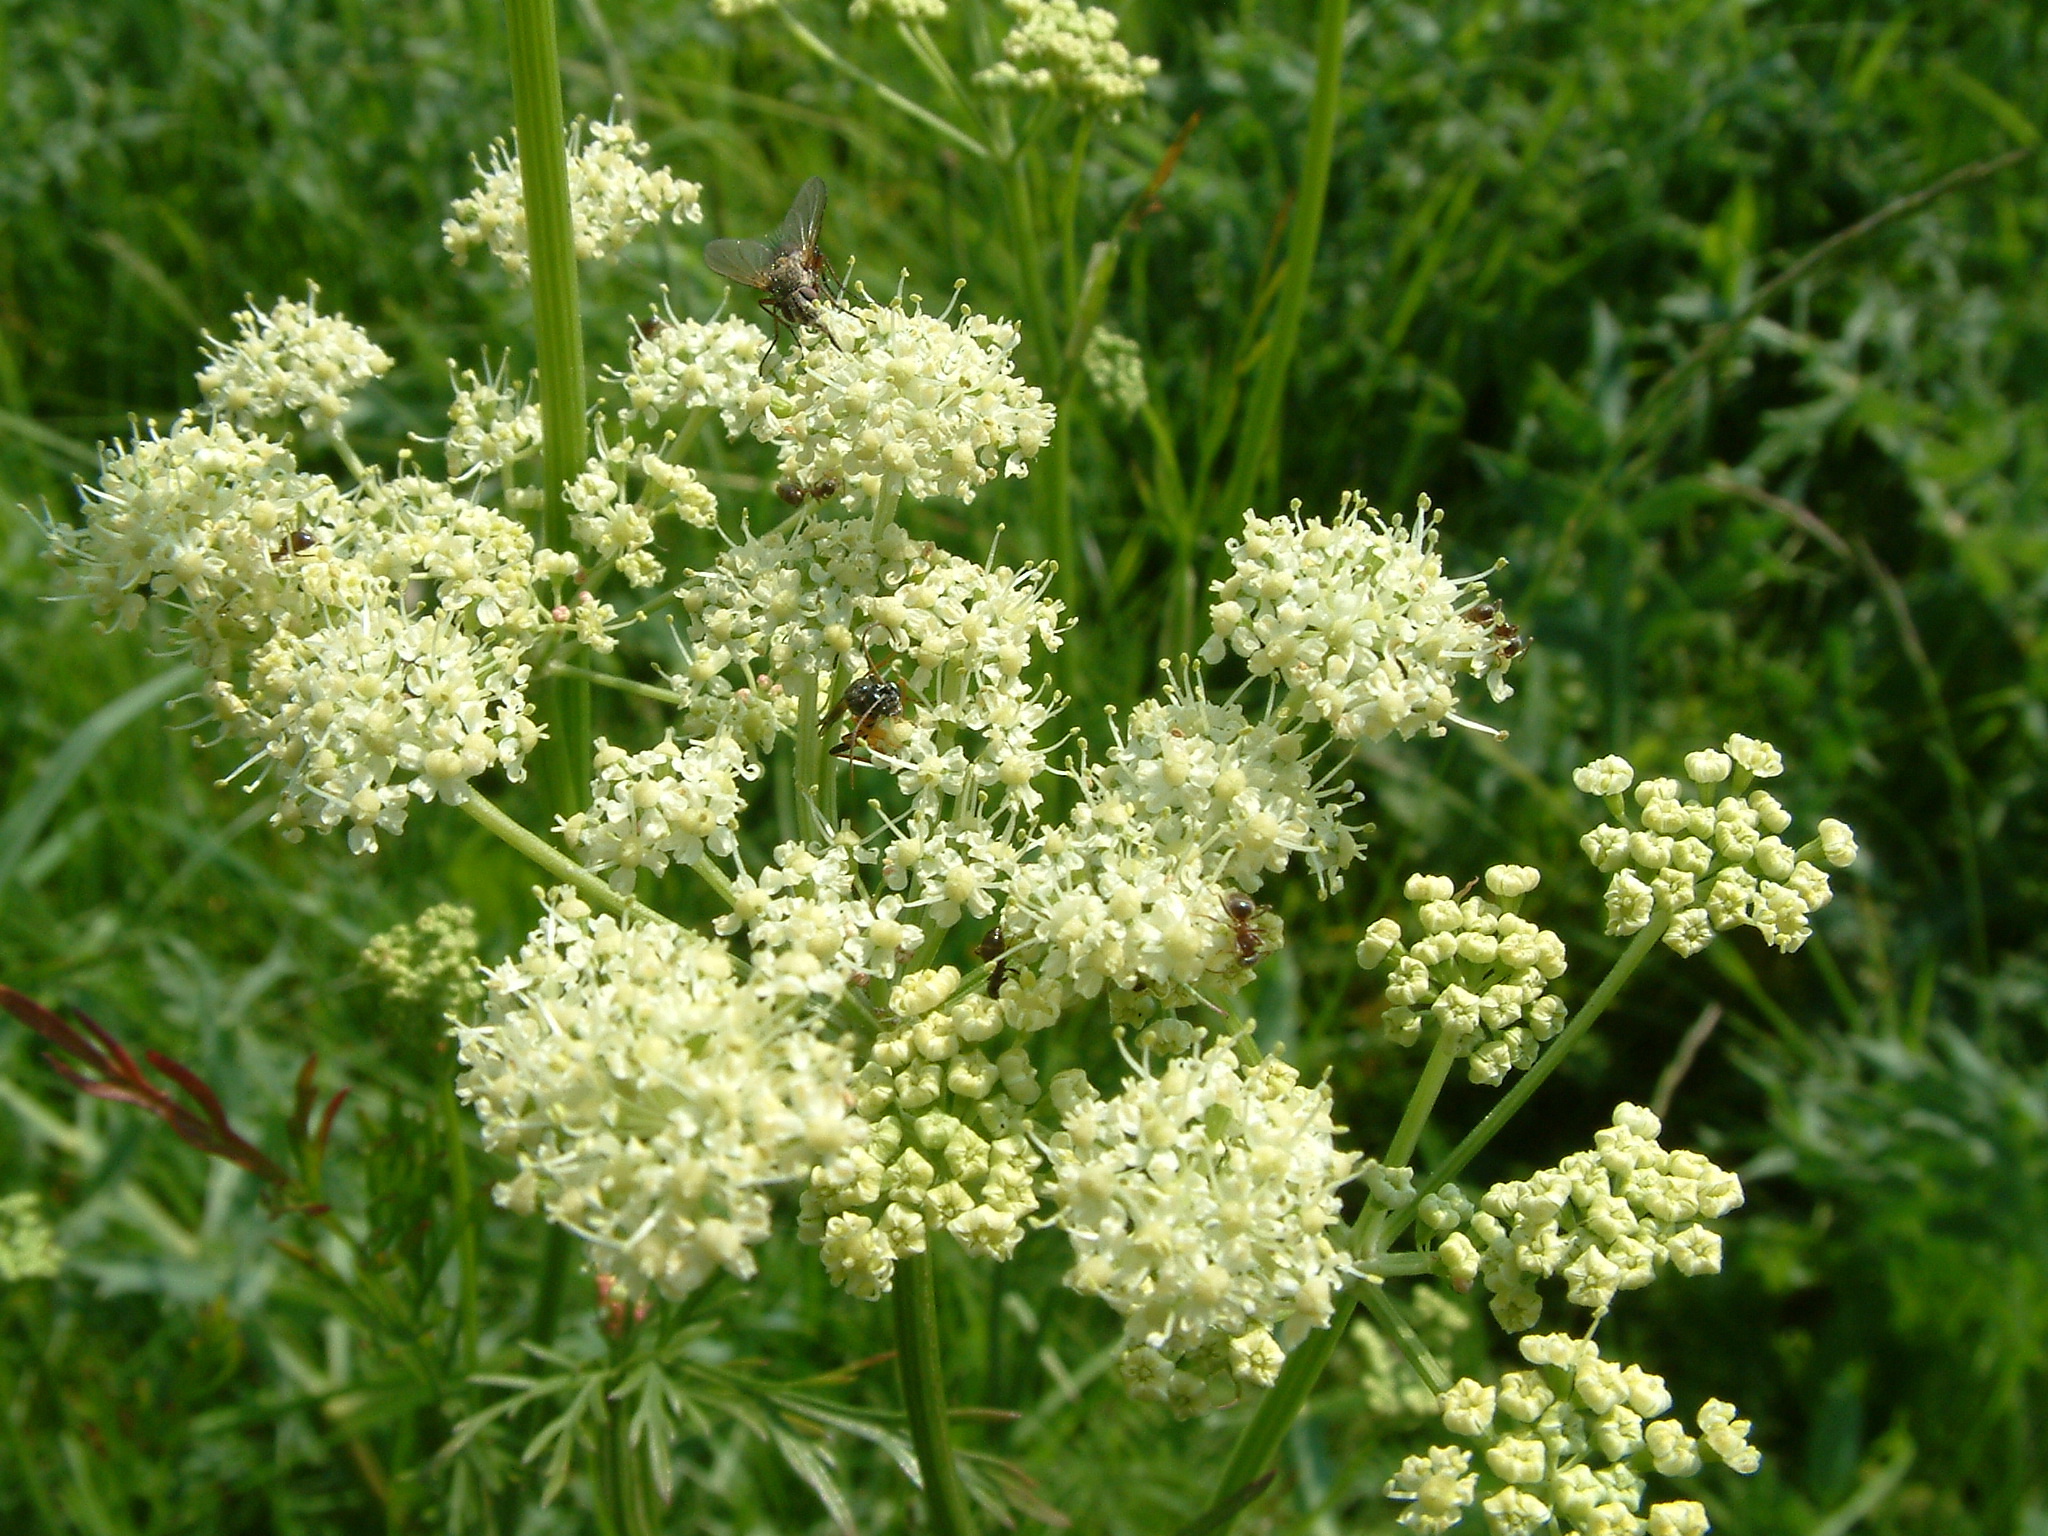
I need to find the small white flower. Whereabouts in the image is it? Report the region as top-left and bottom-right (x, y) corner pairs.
(850, 0), (946, 17)
(1815, 817), (1858, 868)
(1481, 1486), (1553, 1535)
(1723, 733), (1784, 777)
(1384, 1446), (1478, 1534)
(1573, 755), (1636, 796)
(1648, 1501), (1711, 1536)
(1440, 1378), (1497, 1436)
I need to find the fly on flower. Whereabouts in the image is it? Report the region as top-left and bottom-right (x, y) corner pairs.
(704, 176), (841, 359)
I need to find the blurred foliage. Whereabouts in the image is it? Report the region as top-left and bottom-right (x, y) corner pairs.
(3, 0), (2046, 1531)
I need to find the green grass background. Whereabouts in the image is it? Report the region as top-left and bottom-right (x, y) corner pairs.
(2, 0), (2045, 1530)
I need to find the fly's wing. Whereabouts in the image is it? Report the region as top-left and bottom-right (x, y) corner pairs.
(704, 236), (779, 287)
(773, 176), (828, 258)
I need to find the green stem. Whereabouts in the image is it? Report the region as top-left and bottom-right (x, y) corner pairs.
(1354, 1021), (1462, 1257)
(458, 792), (666, 924)
(781, 12), (989, 159)
(1202, 916), (1671, 1530)
(1356, 1283), (1450, 1395)
(894, 1250), (979, 1536)
(531, 1224), (575, 1345)
(505, 0), (594, 812)
(439, 1075), (480, 1374)
(1385, 915), (1671, 1244)
(1212, 0), (1347, 526)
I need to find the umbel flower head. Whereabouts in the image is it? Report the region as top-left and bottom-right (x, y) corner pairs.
(1428, 1103), (1743, 1332)
(976, 0), (1161, 118)
(1043, 1039), (1360, 1416)
(362, 902), (484, 1013)
(646, 289), (1055, 510)
(456, 890), (868, 1299)
(1204, 493), (1519, 742)
(1356, 866), (1568, 1086)
(1402, 1332), (1758, 1536)
(443, 114), (703, 281)
(1573, 736), (1858, 955)
(198, 287), (393, 431)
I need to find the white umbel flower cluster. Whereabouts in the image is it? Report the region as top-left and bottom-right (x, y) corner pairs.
(1355, 867), (1568, 1086)
(558, 734), (755, 893)
(1574, 737), (1858, 955)
(1044, 1041), (1360, 1416)
(1431, 1104), (1743, 1332)
(667, 512), (1064, 799)
(456, 891), (867, 1299)
(1405, 1332), (1758, 1536)
(443, 116), (703, 281)
(805, 971), (1045, 1298)
(1204, 493), (1518, 742)
(615, 310), (773, 431)
(198, 288), (393, 431)
(713, 295), (1055, 508)
(999, 676), (1362, 1007)
(444, 356), (543, 485)
(566, 421), (719, 587)
(976, 0), (1161, 118)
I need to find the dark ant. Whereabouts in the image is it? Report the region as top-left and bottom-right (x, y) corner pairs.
(775, 475), (843, 506)
(1464, 600), (1527, 663)
(271, 529), (317, 561)
(974, 926), (1008, 998)
(1222, 891), (1268, 965)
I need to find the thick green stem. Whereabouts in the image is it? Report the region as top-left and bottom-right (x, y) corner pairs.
(1354, 1021), (1463, 1257)
(1203, 916), (1671, 1530)
(894, 1250), (978, 1536)
(505, 0), (593, 812)
(458, 792), (666, 924)
(439, 1076), (480, 1373)
(1213, 0), (1347, 526)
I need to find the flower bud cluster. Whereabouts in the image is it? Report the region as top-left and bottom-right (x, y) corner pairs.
(0, 1192), (64, 1282)
(803, 969), (1046, 1298)
(198, 288), (393, 430)
(1203, 494), (1518, 742)
(443, 116), (703, 281)
(1044, 1041), (1359, 1416)
(566, 421), (719, 588)
(1393, 1333), (1757, 1535)
(976, 0), (1161, 118)
(721, 294), (1055, 508)
(1356, 867), (1568, 1086)
(1432, 1104), (1742, 1332)
(558, 734), (756, 893)
(850, 0), (947, 19)
(1573, 737), (1858, 955)
(456, 890), (866, 1299)
(1081, 327), (1148, 417)
(362, 902), (484, 1013)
